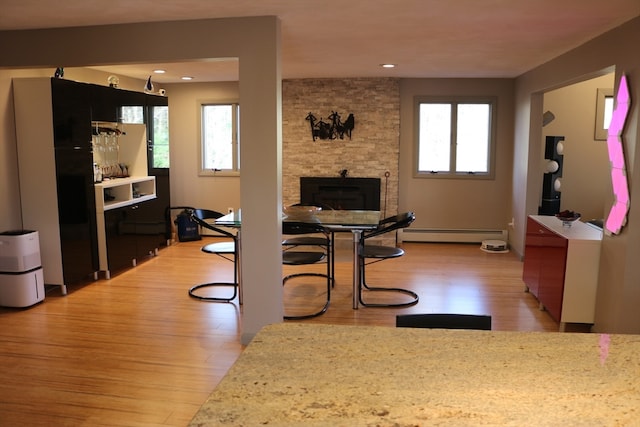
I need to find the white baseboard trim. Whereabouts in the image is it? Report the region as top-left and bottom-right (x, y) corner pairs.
(399, 228), (508, 243)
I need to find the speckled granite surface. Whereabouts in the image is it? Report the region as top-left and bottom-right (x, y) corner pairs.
(190, 323), (640, 426)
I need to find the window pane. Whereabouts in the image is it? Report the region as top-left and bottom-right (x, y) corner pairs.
(456, 104), (489, 172)
(121, 106), (144, 124)
(236, 106), (240, 169)
(203, 105), (233, 170)
(152, 106), (170, 168)
(603, 96), (614, 129)
(418, 103), (451, 172)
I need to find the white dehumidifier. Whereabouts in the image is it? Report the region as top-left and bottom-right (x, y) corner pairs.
(0, 230), (45, 308)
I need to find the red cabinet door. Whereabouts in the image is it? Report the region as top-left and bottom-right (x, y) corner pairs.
(523, 217), (547, 297)
(537, 233), (567, 322)
(523, 218), (568, 322)
(523, 243), (542, 297)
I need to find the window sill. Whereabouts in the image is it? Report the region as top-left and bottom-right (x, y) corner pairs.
(414, 171), (494, 180)
(199, 170), (240, 177)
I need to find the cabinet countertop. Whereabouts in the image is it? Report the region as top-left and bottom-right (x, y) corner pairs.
(190, 323), (640, 426)
(529, 214), (603, 241)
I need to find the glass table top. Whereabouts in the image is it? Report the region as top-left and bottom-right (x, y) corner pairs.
(215, 209), (380, 229)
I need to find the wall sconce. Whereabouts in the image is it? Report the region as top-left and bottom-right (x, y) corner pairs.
(542, 110), (555, 127)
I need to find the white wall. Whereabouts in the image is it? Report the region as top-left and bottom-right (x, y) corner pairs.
(163, 81), (241, 213)
(399, 78), (515, 232)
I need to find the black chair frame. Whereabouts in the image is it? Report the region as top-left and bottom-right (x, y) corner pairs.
(396, 313), (492, 330)
(358, 212), (419, 307)
(188, 209), (241, 303)
(282, 204), (335, 286)
(282, 221), (332, 320)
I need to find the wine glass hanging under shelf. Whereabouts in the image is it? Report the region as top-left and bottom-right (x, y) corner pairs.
(92, 123), (129, 178)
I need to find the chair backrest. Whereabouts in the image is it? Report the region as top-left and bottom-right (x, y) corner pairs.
(190, 208), (236, 239)
(364, 211), (415, 240)
(193, 208), (224, 221)
(396, 313), (492, 330)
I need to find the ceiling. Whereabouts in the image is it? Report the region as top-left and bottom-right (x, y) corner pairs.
(1, 0), (638, 83)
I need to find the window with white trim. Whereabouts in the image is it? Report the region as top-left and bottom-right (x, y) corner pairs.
(200, 103), (240, 175)
(416, 97), (496, 179)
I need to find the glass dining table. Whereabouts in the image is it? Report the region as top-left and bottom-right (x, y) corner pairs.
(216, 209), (381, 309)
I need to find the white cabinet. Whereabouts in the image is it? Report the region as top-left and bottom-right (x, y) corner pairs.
(523, 215), (602, 330)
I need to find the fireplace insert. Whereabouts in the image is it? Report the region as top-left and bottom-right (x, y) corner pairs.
(300, 177), (381, 210)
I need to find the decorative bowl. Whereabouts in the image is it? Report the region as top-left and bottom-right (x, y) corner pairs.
(283, 205), (321, 221)
(556, 211), (581, 226)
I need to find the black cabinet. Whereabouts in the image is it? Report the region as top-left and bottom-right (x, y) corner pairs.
(91, 84), (120, 122)
(91, 85), (146, 123)
(14, 78), (99, 292)
(51, 78), (92, 149)
(103, 203), (164, 276)
(104, 207), (137, 274)
(96, 91), (170, 276)
(54, 148), (100, 284)
(51, 80), (100, 284)
(14, 77), (171, 291)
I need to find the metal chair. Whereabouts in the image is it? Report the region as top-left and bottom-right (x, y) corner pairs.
(358, 212), (419, 307)
(282, 204), (335, 285)
(396, 313), (492, 330)
(188, 208), (240, 303)
(282, 221), (332, 319)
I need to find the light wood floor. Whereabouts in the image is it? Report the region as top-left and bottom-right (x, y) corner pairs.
(0, 240), (576, 426)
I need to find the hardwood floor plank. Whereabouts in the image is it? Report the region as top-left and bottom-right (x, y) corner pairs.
(0, 241), (579, 425)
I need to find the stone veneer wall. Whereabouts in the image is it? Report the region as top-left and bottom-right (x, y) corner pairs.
(282, 78), (400, 220)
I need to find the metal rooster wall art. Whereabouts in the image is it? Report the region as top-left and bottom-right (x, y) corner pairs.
(306, 111), (355, 141)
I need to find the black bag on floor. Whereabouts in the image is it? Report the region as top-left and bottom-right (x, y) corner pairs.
(174, 208), (201, 242)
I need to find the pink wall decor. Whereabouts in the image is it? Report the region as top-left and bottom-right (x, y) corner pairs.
(605, 74), (631, 235)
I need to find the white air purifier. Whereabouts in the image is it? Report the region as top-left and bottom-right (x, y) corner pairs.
(0, 230), (45, 307)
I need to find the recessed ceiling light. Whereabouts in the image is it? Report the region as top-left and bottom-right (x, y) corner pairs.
(153, 69), (166, 74)
(381, 64), (396, 68)
(181, 76), (194, 81)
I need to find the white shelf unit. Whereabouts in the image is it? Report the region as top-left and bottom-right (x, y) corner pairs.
(95, 176), (157, 213)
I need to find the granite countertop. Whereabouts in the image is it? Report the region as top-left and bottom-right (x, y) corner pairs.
(190, 323), (640, 426)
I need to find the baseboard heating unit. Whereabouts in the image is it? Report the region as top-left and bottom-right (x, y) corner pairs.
(399, 228), (508, 244)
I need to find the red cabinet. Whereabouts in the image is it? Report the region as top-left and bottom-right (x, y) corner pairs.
(523, 217), (567, 322)
(523, 216), (602, 329)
